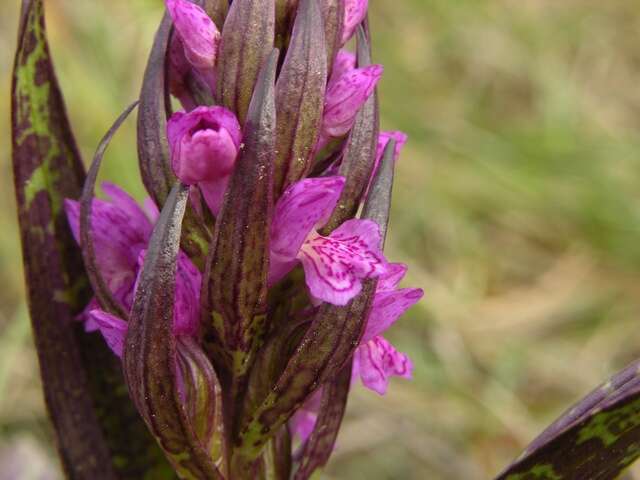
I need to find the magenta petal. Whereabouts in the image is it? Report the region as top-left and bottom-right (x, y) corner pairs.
(330, 49), (356, 85)
(377, 262), (408, 292)
(167, 106), (242, 187)
(166, 0), (220, 70)
(322, 64), (383, 138)
(342, 0), (369, 45)
(362, 288), (423, 342)
(298, 219), (387, 306)
(268, 177), (346, 285)
(87, 310), (128, 358)
(64, 183), (151, 311)
(354, 336), (412, 395)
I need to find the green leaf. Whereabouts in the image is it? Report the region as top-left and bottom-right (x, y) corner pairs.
(293, 364), (351, 480)
(292, 139), (398, 479)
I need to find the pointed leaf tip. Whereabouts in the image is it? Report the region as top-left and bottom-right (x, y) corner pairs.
(362, 138), (395, 245)
(216, 0), (275, 124)
(80, 101), (139, 321)
(274, 0), (327, 196)
(495, 359), (640, 480)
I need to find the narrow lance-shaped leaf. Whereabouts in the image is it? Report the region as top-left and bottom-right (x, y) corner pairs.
(293, 365), (351, 480)
(321, 25), (379, 233)
(123, 183), (224, 480)
(80, 101), (138, 320)
(11, 1), (115, 477)
(294, 140), (397, 480)
(203, 50), (278, 445)
(141, 11), (212, 269)
(495, 359), (640, 480)
(273, 0), (327, 196)
(138, 12), (174, 206)
(216, 0), (275, 124)
(275, 0), (298, 50)
(320, 0), (345, 73)
(13, 2), (174, 478)
(237, 283), (377, 460)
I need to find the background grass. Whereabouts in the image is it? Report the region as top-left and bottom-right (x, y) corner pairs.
(3, 0), (640, 478)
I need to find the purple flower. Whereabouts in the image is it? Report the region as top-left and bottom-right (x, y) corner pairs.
(318, 61), (382, 149)
(65, 183), (201, 356)
(167, 106), (242, 215)
(342, 0), (369, 45)
(166, 0), (220, 71)
(353, 263), (423, 394)
(330, 49), (357, 82)
(290, 263), (423, 440)
(269, 176), (388, 306)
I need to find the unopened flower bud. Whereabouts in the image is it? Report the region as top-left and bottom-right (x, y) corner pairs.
(167, 106), (242, 214)
(166, 0), (221, 70)
(342, 0), (369, 45)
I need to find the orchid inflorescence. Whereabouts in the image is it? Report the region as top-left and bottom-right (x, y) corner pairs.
(13, 0), (422, 477)
(14, 0), (640, 479)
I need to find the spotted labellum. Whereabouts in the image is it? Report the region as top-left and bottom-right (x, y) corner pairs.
(11, 0), (640, 479)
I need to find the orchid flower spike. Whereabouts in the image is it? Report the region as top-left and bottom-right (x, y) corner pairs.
(14, 0), (424, 476)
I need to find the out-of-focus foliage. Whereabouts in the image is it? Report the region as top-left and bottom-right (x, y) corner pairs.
(3, 1), (640, 478)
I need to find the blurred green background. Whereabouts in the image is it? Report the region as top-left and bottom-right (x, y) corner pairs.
(3, 0), (640, 478)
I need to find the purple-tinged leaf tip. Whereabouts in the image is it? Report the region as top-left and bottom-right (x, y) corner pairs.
(495, 359), (640, 480)
(80, 101), (139, 321)
(216, 0), (275, 124)
(138, 13), (174, 206)
(274, 0), (327, 196)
